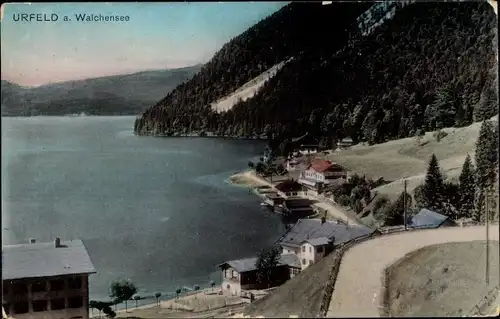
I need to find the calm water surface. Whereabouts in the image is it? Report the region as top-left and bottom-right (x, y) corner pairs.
(1, 116), (285, 302)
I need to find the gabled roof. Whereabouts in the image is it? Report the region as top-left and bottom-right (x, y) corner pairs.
(301, 237), (332, 247)
(277, 218), (375, 247)
(2, 240), (96, 280)
(217, 253), (300, 273)
(307, 159), (346, 173)
(275, 180), (303, 193)
(410, 208), (450, 229)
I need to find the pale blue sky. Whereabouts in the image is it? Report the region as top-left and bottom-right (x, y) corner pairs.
(0, 2), (286, 86)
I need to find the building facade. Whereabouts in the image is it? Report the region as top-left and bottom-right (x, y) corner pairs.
(218, 254), (300, 296)
(277, 218), (375, 270)
(2, 238), (96, 319)
(298, 159), (347, 196)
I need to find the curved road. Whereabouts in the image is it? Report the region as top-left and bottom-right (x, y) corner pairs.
(326, 225), (499, 317)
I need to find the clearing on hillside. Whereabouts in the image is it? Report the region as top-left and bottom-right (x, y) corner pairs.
(386, 241), (499, 317)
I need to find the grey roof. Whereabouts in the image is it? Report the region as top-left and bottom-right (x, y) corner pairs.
(301, 237), (332, 246)
(410, 208), (449, 229)
(277, 218), (375, 247)
(218, 253), (300, 273)
(2, 240), (96, 280)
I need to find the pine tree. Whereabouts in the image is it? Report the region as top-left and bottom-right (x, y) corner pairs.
(421, 154), (445, 212)
(458, 154), (475, 219)
(383, 191), (412, 226)
(473, 85), (498, 122)
(474, 120), (499, 222)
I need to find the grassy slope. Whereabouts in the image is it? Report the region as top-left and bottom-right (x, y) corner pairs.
(243, 250), (337, 318)
(324, 116), (498, 198)
(386, 241), (499, 317)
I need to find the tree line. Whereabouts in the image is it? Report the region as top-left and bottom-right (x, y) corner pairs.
(135, 2), (497, 157)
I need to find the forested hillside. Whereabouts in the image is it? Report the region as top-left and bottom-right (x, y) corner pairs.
(135, 2), (372, 135)
(135, 2), (498, 152)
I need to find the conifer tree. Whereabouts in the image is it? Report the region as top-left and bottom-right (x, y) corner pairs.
(458, 154), (475, 219)
(474, 120), (499, 222)
(421, 154), (445, 212)
(473, 85), (498, 122)
(383, 191), (412, 226)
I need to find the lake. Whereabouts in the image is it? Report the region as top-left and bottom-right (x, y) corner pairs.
(1, 116), (286, 303)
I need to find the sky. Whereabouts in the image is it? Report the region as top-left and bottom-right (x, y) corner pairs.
(0, 2), (286, 87)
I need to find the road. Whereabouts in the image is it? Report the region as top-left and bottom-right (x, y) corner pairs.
(326, 225), (499, 317)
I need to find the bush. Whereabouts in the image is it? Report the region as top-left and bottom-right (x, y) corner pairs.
(433, 129), (448, 142)
(373, 195), (390, 214)
(337, 195), (350, 206)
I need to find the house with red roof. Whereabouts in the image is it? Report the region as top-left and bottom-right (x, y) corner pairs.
(298, 158), (347, 195)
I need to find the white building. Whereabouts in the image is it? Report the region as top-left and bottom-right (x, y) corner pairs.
(276, 218), (375, 271)
(298, 159), (347, 196)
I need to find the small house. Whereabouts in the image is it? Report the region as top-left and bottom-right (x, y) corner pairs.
(337, 137), (354, 149)
(276, 218), (375, 270)
(275, 198), (314, 218)
(409, 208), (456, 229)
(285, 159), (299, 171)
(274, 180), (303, 198)
(217, 254), (301, 296)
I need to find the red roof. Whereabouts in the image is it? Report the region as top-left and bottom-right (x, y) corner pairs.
(308, 159), (345, 173)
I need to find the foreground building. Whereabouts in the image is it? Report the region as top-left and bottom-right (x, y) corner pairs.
(277, 218), (375, 270)
(217, 254), (300, 296)
(2, 238), (96, 319)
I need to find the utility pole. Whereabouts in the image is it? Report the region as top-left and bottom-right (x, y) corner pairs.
(485, 191), (489, 284)
(403, 178), (408, 231)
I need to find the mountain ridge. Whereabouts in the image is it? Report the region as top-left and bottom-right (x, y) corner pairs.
(1, 64), (203, 116)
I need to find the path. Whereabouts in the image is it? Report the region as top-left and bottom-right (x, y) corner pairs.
(310, 200), (361, 226)
(326, 225), (499, 317)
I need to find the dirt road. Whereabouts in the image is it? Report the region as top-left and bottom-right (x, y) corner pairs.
(326, 225), (499, 317)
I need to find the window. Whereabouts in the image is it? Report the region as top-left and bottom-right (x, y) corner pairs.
(68, 296), (83, 309)
(12, 282), (28, 294)
(68, 277), (82, 290)
(32, 300), (48, 312)
(51, 298), (65, 311)
(302, 246), (305, 252)
(50, 279), (65, 291)
(302, 258), (306, 265)
(32, 280), (47, 293)
(13, 302), (29, 314)
(309, 247), (312, 253)
(317, 246), (323, 253)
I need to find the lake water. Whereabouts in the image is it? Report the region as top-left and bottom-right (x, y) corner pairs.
(1, 116), (286, 303)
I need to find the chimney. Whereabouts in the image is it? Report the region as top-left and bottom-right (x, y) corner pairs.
(29, 238), (36, 244)
(321, 217), (326, 224)
(54, 237), (61, 248)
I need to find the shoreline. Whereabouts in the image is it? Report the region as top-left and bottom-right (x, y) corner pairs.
(227, 170), (274, 189)
(91, 287), (252, 318)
